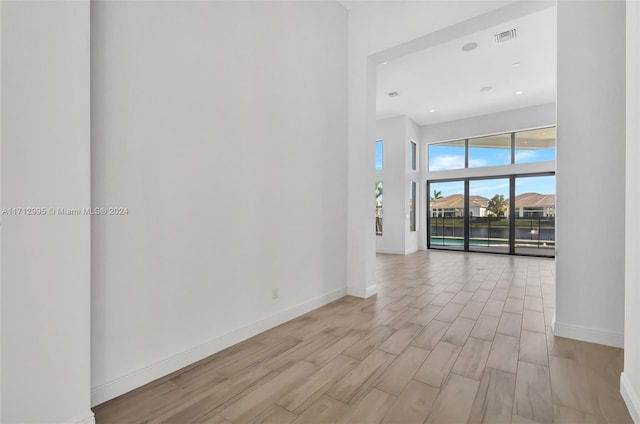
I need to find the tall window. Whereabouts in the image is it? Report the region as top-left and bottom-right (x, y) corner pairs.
(410, 141), (417, 171)
(427, 127), (555, 256)
(375, 140), (383, 171)
(375, 181), (383, 235)
(409, 181), (416, 232)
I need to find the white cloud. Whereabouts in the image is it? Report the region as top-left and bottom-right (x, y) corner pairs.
(515, 150), (539, 162)
(429, 155), (465, 171)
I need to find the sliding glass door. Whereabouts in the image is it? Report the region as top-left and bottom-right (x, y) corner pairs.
(429, 180), (465, 250)
(514, 175), (556, 255)
(427, 173), (555, 257)
(469, 178), (510, 254)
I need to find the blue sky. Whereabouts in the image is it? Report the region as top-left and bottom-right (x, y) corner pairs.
(375, 141), (383, 170)
(428, 145), (555, 171)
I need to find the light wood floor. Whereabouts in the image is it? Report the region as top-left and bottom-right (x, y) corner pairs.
(94, 250), (633, 424)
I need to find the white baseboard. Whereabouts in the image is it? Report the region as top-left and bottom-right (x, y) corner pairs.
(365, 284), (377, 298)
(552, 320), (624, 348)
(376, 249), (406, 255)
(91, 287), (346, 406)
(347, 284), (377, 298)
(376, 248), (418, 255)
(621, 372), (640, 423)
(71, 412), (95, 424)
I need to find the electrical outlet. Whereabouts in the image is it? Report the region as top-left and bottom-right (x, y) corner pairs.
(272, 288), (279, 299)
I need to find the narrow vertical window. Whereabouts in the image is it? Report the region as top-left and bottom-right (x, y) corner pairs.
(375, 140), (383, 171)
(409, 181), (416, 232)
(410, 141), (417, 171)
(375, 181), (383, 235)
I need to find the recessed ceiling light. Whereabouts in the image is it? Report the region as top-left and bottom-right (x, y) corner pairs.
(461, 42), (478, 52)
(515, 90), (524, 95)
(429, 109), (436, 113)
(382, 61), (388, 65)
(480, 86), (493, 92)
(387, 91), (399, 97)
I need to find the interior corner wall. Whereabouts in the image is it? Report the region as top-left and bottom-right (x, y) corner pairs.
(375, 116), (421, 256)
(1, 1), (93, 423)
(623, 0), (640, 421)
(555, 0), (626, 348)
(90, 0), (348, 404)
(376, 117), (407, 254)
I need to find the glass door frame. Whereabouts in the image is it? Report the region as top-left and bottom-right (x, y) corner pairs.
(427, 172), (555, 257)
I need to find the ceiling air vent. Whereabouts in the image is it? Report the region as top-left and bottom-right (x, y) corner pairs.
(494, 28), (517, 44)
(387, 91), (399, 97)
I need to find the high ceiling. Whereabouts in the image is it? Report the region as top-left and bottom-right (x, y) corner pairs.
(376, 5), (557, 126)
(336, 0), (369, 11)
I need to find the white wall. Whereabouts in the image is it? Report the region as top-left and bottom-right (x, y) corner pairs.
(554, 0), (626, 348)
(422, 102), (556, 144)
(623, 0), (640, 421)
(405, 117), (421, 254)
(1, 2), (3, 418)
(91, 1), (348, 404)
(1, 1), (93, 423)
(375, 116), (421, 255)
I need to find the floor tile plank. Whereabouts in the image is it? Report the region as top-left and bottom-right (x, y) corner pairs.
(338, 388), (396, 424)
(327, 349), (396, 405)
(414, 341), (462, 387)
(425, 373), (480, 424)
(452, 337), (492, 380)
(513, 361), (553, 423)
(375, 345), (430, 396)
(381, 380), (439, 424)
(469, 367), (516, 424)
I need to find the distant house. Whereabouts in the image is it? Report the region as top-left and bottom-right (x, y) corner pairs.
(431, 194), (489, 217)
(515, 193), (555, 217)
(431, 192), (555, 218)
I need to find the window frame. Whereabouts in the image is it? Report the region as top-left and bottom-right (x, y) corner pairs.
(427, 126), (556, 172)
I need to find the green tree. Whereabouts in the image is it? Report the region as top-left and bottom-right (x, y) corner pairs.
(430, 189), (443, 203)
(375, 181), (383, 235)
(487, 194), (508, 217)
